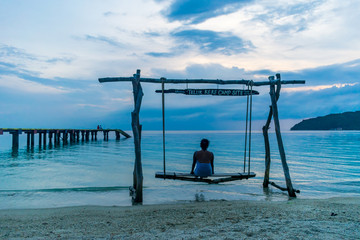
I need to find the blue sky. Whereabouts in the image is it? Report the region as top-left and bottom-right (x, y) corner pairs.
(0, 0), (359, 130)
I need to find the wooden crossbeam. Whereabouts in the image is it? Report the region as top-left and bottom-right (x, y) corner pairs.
(99, 77), (305, 86)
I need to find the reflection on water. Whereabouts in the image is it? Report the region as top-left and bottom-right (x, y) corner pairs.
(0, 131), (359, 209)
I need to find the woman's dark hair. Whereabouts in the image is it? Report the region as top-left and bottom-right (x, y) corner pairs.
(200, 139), (210, 150)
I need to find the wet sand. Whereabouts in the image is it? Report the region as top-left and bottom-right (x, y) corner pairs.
(0, 197), (359, 239)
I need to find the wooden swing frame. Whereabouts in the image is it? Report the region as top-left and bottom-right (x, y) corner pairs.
(99, 70), (305, 203)
(154, 80), (257, 184)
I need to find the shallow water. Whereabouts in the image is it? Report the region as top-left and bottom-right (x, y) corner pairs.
(0, 131), (359, 209)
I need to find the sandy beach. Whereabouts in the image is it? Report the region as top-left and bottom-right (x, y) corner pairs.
(0, 197), (359, 239)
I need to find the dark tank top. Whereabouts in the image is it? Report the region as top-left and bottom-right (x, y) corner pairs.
(195, 150), (214, 163)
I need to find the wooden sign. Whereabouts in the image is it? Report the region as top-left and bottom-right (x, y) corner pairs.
(155, 89), (259, 96)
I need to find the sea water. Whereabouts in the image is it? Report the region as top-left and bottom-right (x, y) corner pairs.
(0, 131), (359, 209)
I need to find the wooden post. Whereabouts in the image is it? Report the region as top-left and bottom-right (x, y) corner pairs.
(43, 132), (46, 146)
(54, 131), (58, 145)
(262, 105), (272, 188)
(85, 131), (90, 141)
(11, 131), (19, 149)
(262, 76), (281, 188)
(27, 133), (30, 147)
(95, 131), (97, 140)
(31, 132), (35, 147)
(116, 131), (120, 140)
(269, 74), (296, 197)
(63, 132), (68, 144)
(39, 132), (42, 147)
(49, 132), (53, 146)
(57, 131), (60, 145)
(130, 69), (144, 203)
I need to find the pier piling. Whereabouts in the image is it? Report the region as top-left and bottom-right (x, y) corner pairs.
(31, 132), (35, 147)
(43, 132), (46, 146)
(10, 131), (20, 149)
(27, 133), (30, 147)
(38, 132), (42, 147)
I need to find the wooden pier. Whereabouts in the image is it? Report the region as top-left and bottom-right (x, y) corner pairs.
(0, 128), (131, 149)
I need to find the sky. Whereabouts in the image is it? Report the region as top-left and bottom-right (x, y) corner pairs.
(0, 0), (359, 131)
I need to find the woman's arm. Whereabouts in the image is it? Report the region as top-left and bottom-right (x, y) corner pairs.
(191, 152), (197, 174)
(211, 153), (214, 174)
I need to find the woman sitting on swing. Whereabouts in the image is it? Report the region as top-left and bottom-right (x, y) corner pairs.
(191, 139), (214, 177)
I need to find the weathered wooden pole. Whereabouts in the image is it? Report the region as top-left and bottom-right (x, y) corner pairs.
(63, 131), (68, 144)
(262, 76), (281, 188)
(30, 131), (35, 147)
(39, 132), (42, 147)
(130, 69), (144, 203)
(43, 132), (47, 146)
(54, 131), (58, 145)
(48, 132), (53, 146)
(115, 131), (120, 140)
(269, 74), (296, 197)
(10, 131), (20, 149)
(57, 131), (60, 145)
(27, 133), (30, 147)
(262, 105), (272, 188)
(85, 131), (90, 141)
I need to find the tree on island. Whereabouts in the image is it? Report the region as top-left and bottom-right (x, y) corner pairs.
(291, 111), (360, 130)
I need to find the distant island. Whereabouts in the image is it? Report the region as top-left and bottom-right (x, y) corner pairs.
(291, 111), (360, 130)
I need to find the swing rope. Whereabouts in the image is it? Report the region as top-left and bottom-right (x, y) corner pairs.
(243, 84), (249, 172)
(248, 81), (253, 175)
(161, 78), (166, 177)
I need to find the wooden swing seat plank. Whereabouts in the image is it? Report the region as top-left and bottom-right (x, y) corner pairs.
(155, 171), (256, 184)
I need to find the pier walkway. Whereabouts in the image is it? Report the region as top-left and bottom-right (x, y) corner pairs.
(0, 128), (131, 149)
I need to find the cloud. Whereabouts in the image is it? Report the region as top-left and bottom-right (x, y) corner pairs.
(252, 1), (324, 35)
(84, 35), (124, 48)
(46, 57), (74, 64)
(283, 83), (359, 93)
(146, 52), (176, 58)
(164, 0), (253, 24)
(152, 63), (251, 79)
(0, 45), (37, 60)
(0, 75), (70, 94)
(170, 29), (254, 55)
(279, 58), (360, 86)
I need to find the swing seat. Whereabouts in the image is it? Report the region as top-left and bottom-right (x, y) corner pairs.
(155, 171), (256, 184)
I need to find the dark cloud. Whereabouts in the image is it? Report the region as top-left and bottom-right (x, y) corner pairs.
(171, 29), (254, 55)
(146, 52), (176, 58)
(164, 0), (253, 24)
(84, 35), (124, 48)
